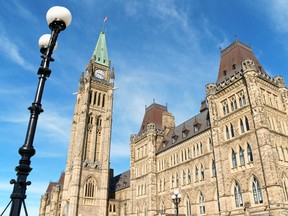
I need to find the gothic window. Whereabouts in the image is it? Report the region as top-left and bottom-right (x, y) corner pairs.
(84, 177), (96, 198)
(171, 175), (175, 188)
(183, 170), (186, 185)
(232, 149), (237, 168)
(102, 94), (105, 107)
(252, 176), (263, 204)
(239, 92), (246, 107)
(200, 142), (203, 154)
(193, 146), (196, 157)
(209, 137), (213, 151)
(222, 101), (229, 115)
(245, 116), (250, 131)
(93, 91), (97, 105)
(88, 91), (92, 104)
(176, 173), (179, 187)
(234, 181), (243, 207)
(185, 198), (192, 216)
(188, 169), (192, 184)
(197, 144), (199, 156)
(226, 126), (230, 140)
(97, 93), (101, 106)
(201, 164), (205, 180)
(239, 147), (245, 165)
(230, 97), (237, 111)
(247, 143), (253, 162)
(230, 123), (235, 138)
(195, 166), (199, 182)
(240, 119), (245, 134)
(282, 177), (288, 201)
(212, 160), (216, 177)
(199, 192), (206, 214)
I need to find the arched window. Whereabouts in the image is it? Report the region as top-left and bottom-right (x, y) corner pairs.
(239, 147), (245, 165)
(247, 143), (253, 162)
(188, 169), (192, 184)
(84, 177), (96, 198)
(201, 164), (205, 180)
(240, 119), (245, 134)
(183, 170), (186, 185)
(200, 142), (203, 154)
(234, 181), (243, 207)
(252, 176), (263, 204)
(232, 149), (237, 168)
(282, 177), (288, 201)
(199, 192), (205, 214)
(230, 123), (235, 138)
(171, 175), (175, 188)
(212, 160), (216, 177)
(245, 116), (250, 131)
(226, 126), (230, 140)
(195, 166), (199, 182)
(176, 173), (179, 187)
(209, 138), (213, 150)
(185, 198), (192, 216)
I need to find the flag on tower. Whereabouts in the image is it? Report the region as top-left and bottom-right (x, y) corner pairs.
(104, 16), (108, 22)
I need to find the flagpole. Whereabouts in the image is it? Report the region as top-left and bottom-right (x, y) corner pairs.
(102, 16), (108, 32)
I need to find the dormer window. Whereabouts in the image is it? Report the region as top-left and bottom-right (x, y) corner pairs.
(172, 135), (177, 144)
(182, 129), (189, 138)
(194, 124), (200, 132)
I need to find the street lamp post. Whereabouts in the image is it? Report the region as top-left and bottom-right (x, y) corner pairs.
(172, 189), (182, 216)
(6, 6), (72, 216)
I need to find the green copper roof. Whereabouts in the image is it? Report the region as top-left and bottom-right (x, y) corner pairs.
(92, 31), (109, 67)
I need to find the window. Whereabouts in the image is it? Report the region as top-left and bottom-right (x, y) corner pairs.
(239, 147), (245, 165)
(252, 176), (263, 204)
(212, 160), (216, 177)
(185, 198), (192, 216)
(84, 177), (96, 198)
(183, 171), (186, 185)
(223, 101), (229, 115)
(200, 142), (203, 154)
(232, 64), (236, 70)
(230, 123), (235, 138)
(201, 164), (205, 180)
(245, 116), (250, 131)
(199, 193), (206, 214)
(247, 143), (253, 162)
(226, 126), (230, 140)
(182, 129), (189, 138)
(209, 138), (213, 150)
(195, 166), (199, 182)
(234, 182), (243, 207)
(188, 169), (191, 184)
(239, 93), (246, 107)
(232, 149), (237, 168)
(172, 136), (177, 144)
(223, 70), (227, 76)
(240, 119), (245, 134)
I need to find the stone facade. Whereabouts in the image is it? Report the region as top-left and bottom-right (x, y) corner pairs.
(40, 36), (288, 216)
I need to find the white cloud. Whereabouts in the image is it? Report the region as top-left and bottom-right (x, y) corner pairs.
(267, 0), (288, 33)
(0, 34), (35, 71)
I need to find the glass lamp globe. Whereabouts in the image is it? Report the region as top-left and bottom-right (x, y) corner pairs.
(38, 34), (57, 51)
(46, 6), (72, 27)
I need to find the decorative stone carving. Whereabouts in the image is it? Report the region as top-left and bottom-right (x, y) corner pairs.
(206, 83), (216, 96)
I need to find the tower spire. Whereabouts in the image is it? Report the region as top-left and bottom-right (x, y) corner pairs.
(92, 22), (109, 67)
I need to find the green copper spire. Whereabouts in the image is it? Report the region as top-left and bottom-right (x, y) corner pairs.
(92, 31), (109, 67)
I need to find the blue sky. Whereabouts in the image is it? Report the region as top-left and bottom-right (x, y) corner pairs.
(1, 0), (288, 215)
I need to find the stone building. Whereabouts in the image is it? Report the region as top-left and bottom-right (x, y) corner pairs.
(40, 30), (288, 216)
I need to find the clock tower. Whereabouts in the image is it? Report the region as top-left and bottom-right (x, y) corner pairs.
(61, 31), (115, 216)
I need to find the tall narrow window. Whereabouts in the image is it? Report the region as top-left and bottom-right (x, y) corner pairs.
(232, 149), (237, 168)
(252, 176), (263, 204)
(183, 171), (186, 185)
(93, 91), (97, 105)
(209, 138), (213, 151)
(234, 182), (243, 207)
(240, 119), (245, 134)
(200, 142), (203, 154)
(102, 94), (105, 107)
(171, 175), (174, 188)
(212, 160), (216, 177)
(195, 166), (199, 182)
(185, 198), (192, 216)
(230, 123), (235, 138)
(199, 193), (206, 214)
(245, 116), (250, 131)
(188, 169), (191, 184)
(247, 143), (253, 162)
(97, 93), (101, 106)
(226, 126), (230, 140)
(239, 147), (245, 165)
(201, 164), (205, 180)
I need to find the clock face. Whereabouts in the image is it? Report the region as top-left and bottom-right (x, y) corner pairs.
(95, 69), (104, 79)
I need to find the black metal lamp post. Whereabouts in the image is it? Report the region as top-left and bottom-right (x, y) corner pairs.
(172, 189), (182, 216)
(5, 6), (72, 216)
